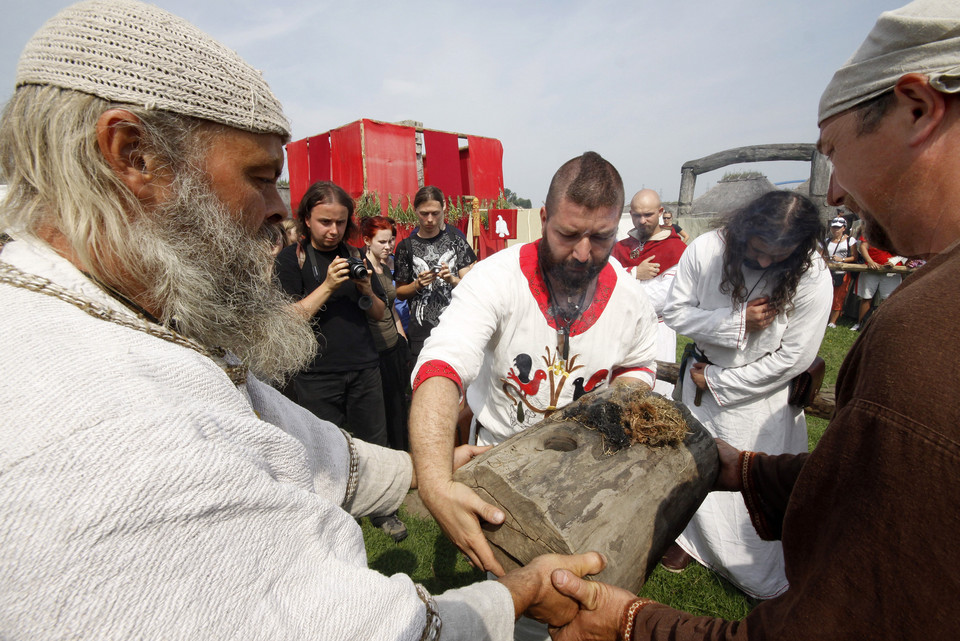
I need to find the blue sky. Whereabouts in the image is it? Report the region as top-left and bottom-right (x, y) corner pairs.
(1, 0), (903, 205)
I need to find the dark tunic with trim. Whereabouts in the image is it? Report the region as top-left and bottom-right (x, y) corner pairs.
(633, 241), (960, 640)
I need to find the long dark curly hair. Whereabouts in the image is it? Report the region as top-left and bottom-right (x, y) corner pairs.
(720, 191), (824, 314)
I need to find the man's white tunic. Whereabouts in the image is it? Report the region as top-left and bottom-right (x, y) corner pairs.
(663, 230), (832, 599)
(414, 242), (658, 446)
(0, 238), (513, 640)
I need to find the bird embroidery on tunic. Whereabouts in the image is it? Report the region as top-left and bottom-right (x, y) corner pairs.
(501, 348), (606, 430)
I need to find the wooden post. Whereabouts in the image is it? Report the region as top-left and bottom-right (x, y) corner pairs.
(677, 167), (697, 218)
(809, 150), (832, 219)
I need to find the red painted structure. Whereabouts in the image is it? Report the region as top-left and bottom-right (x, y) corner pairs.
(286, 119), (504, 217)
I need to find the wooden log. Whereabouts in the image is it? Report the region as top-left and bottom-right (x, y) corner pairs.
(676, 143), (817, 217)
(826, 263), (914, 274)
(654, 360), (836, 420)
(680, 144), (816, 176)
(453, 385), (718, 593)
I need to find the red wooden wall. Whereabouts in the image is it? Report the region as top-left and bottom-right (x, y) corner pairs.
(287, 119), (504, 218)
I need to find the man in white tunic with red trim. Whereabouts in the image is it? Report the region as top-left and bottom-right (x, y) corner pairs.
(0, 3), (608, 639)
(661, 191), (832, 598)
(410, 152), (659, 581)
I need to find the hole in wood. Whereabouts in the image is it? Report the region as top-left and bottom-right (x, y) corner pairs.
(543, 435), (578, 452)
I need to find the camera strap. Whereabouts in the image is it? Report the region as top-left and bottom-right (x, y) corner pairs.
(305, 242), (361, 283)
(364, 255), (390, 306)
(305, 243), (321, 282)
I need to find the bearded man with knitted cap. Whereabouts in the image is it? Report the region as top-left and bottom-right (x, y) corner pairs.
(0, 2), (608, 639)
(547, 2), (960, 639)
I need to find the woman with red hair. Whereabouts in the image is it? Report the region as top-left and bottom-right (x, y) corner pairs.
(362, 216), (411, 452)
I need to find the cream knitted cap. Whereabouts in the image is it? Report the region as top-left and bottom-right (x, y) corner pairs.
(16, 0), (290, 137)
(819, 0), (960, 124)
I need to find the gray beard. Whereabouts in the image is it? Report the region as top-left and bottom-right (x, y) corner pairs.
(127, 171), (316, 382)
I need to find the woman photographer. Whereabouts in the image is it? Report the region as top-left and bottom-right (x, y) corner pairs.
(275, 181), (406, 540)
(362, 216), (412, 452)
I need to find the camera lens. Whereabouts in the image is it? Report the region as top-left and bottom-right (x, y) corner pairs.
(346, 257), (368, 279)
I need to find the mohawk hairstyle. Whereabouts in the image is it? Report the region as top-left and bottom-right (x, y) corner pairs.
(545, 151), (624, 216)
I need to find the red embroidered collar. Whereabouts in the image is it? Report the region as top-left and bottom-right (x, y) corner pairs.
(519, 241), (616, 335)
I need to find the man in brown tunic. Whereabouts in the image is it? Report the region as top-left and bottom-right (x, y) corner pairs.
(549, 1), (960, 639)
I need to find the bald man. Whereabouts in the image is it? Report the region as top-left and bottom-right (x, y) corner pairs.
(612, 189), (687, 396)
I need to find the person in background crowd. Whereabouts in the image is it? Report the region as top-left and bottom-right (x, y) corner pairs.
(851, 234), (903, 331)
(394, 186), (477, 358)
(267, 221), (288, 258)
(275, 181), (406, 541)
(611, 189), (688, 396)
(281, 217), (299, 246)
(660, 191), (832, 594)
(388, 218), (412, 334)
(362, 216), (412, 451)
(660, 211), (690, 243)
(824, 215), (858, 327)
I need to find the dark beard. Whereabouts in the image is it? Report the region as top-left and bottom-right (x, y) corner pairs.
(130, 170), (317, 382)
(634, 226), (653, 243)
(539, 234), (606, 293)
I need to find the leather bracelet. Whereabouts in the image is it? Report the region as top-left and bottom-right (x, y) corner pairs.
(619, 598), (651, 641)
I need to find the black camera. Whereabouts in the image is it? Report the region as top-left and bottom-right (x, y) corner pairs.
(346, 257), (368, 280)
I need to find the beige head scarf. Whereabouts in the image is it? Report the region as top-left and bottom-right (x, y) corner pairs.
(818, 0), (960, 124)
(15, 0), (290, 137)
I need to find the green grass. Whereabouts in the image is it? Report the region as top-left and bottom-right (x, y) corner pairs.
(364, 321), (860, 616)
(361, 509), (484, 594)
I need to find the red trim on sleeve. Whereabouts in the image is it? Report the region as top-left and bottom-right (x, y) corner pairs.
(412, 359), (463, 394)
(612, 366), (656, 380)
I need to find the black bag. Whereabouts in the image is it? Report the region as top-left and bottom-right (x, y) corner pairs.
(788, 357), (826, 407)
(395, 333), (414, 371)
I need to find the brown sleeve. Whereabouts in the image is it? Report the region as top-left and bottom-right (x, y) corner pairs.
(740, 451), (808, 541)
(630, 602), (748, 641)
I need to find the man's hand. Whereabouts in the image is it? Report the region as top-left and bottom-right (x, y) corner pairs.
(439, 262), (458, 285)
(324, 257), (350, 290)
(416, 268), (438, 290)
(548, 565), (640, 640)
(634, 256), (660, 281)
(498, 551), (607, 626)
(713, 438), (743, 492)
(744, 296), (776, 332)
(453, 444), (490, 471)
(690, 362), (708, 391)
(419, 480), (507, 575)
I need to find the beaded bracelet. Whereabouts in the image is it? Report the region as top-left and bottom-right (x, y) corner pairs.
(619, 598), (652, 641)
